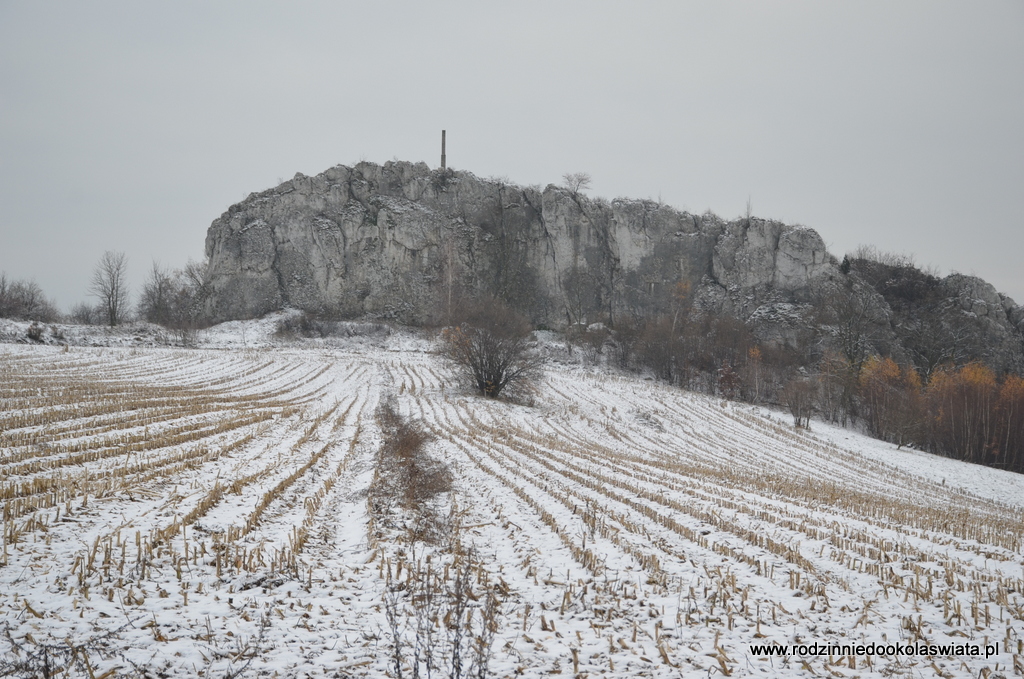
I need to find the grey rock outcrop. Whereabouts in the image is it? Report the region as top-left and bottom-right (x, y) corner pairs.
(940, 274), (1024, 371)
(203, 161), (837, 327)
(847, 259), (1024, 373)
(202, 159), (1023, 371)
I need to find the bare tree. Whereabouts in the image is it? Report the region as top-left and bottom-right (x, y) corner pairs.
(439, 298), (542, 399)
(89, 251), (130, 326)
(782, 376), (816, 428)
(440, 224), (461, 324)
(561, 265), (597, 328)
(561, 172), (591, 195)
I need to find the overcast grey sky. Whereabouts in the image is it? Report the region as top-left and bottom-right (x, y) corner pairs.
(2, 1), (1022, 310)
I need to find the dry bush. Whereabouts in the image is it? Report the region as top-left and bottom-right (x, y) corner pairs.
(274, 312), (332, 339)
(138, 261), (210, 344)
(67, 302), (100, 325)
(0, 622), (144, 679)
(439, 297), (542, 399)
(25, 323), (43, 343)
(566, 322), (609, 366)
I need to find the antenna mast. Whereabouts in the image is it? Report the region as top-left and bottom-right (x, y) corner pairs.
(441, 130), (446, 169)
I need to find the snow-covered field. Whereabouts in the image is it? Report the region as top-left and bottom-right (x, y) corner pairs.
(1, 323), (1023, 678)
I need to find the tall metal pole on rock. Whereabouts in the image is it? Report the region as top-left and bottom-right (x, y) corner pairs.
(441, 130), (446, 169)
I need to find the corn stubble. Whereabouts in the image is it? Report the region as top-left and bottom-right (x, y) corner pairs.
(0, 345), (1022, 677)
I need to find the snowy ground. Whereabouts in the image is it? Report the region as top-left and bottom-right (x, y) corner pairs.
(1, 321), (1022, 678)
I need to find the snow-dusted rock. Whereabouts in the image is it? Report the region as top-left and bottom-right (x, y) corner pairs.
(203, 161), (836, 330)
(198, 160), (1021, 368)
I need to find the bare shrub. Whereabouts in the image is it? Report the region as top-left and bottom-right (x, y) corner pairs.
(138, 260), (209, 344)
(340, 321), (392, 337)
(851, 244), (916, 269)
(439, 297), (542, 399)
(635, 316), (682, 383)
(565, 321), (609, 365)
(276, 312), (392, 340)
(0, 622), (143, 678)
(718, 361), (741, 399)
(68, 302), (100, 325)
(25, 322), (44, 343)
(607, 317), (641, 369)
(431, 166), (456, 193)
(274, 311), (335, 339)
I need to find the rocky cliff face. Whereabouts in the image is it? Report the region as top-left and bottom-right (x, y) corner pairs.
(849, 258), (1024, 374)
(203, 160), (1023, 368)
(204, 161), (836, 323)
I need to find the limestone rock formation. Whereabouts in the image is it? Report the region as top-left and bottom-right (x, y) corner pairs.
(848, 260), (1024, 373)
(204, 161), (836, 326)
(202, 159), (1023, 371)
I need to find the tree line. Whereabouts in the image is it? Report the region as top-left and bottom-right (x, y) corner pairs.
(858, 358), (1024, 470)
(0, 275), (60, 322)
(1, 250), (209, 344)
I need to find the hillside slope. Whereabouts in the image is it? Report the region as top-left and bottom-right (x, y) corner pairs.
(1, 332), (1022, 677)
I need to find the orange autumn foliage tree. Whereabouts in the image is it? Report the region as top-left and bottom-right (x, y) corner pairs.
(924, 363), (998, 465)
(851, 358), (1023, 472)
